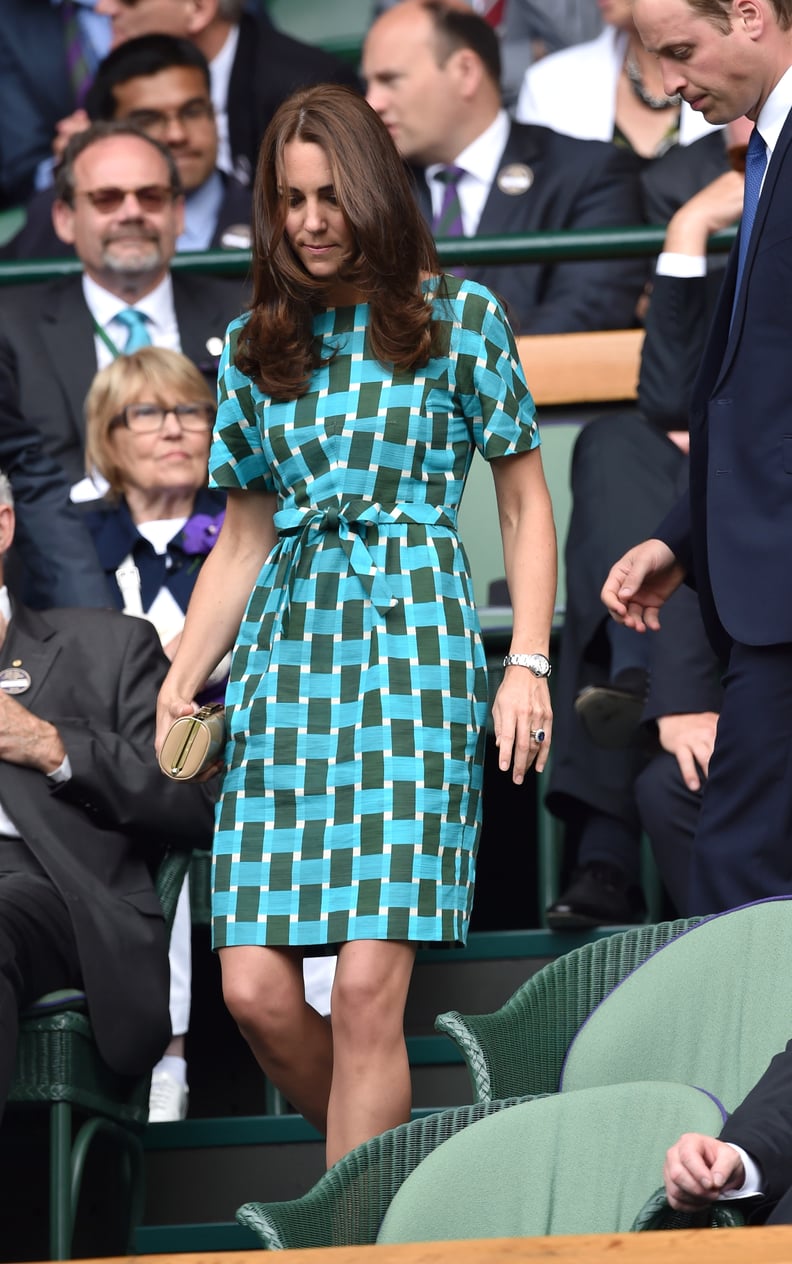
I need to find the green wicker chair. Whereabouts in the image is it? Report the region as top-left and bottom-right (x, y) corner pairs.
(236, 1085), (742, 1250)
(7, 845), (191, 1260)
(435, 914), (704, 1103)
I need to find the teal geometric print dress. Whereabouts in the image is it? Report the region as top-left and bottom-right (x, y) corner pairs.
(208, 276), (539, 951)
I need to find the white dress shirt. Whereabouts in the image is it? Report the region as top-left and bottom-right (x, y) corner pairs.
(209, 24), (240, 179)
(425, 109), (511, 236)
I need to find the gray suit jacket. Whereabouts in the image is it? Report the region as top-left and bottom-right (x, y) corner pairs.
(1, 602), (214, 1075)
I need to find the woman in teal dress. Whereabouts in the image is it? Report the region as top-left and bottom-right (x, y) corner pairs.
(156, 83), (556, 1167)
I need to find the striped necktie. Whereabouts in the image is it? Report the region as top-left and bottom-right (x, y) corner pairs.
(116, 309), (152, 353)
(432, 165), (466, 238)
(61, 0), (94, 108)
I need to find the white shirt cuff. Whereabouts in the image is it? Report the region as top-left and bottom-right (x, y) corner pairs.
(655, 252), (707, 279)
(47, 756), (72, 785)
(720, 1144), (764, 1199)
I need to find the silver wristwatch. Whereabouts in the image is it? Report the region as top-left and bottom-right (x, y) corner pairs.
(502, 652), (552, 678)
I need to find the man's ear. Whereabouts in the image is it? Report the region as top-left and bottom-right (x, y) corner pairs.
(449, 47), (486, 102)
(188, 0), (221, 37)
(0, 504), (15, 559)
(52, 199), (77, 246)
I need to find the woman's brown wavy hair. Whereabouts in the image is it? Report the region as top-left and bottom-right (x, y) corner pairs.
(235, 84), (444, 399)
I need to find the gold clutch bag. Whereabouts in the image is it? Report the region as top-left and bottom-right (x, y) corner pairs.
(158, 703), (226, 781)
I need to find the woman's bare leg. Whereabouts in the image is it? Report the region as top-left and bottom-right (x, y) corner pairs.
(219, 944), (333, 1134)
(325, 939), (417, 1168)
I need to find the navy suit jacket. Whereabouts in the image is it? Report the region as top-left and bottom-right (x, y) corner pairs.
(658, 106), (792, 649)
(0, 602), (214, 1075)
(0, 346), (110, 609)
(227, 8), (360, 184)
(411, 121), (645, 334)
(0, 271), (245, 486)
(720, 1038), (792, 1213)
(0, 1), (78, 206)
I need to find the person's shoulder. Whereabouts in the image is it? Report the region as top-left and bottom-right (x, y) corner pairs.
(35, 604), (160, 654)
(432, 275), (510, 325)
(524, 28), (613, 88)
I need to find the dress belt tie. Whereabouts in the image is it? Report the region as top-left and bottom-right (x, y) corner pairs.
(268, 500), (458, 635)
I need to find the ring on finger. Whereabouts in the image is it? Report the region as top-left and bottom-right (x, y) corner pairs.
(530, 728), (546, 743)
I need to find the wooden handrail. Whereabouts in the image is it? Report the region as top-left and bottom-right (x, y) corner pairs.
(516, 329), (644, 408)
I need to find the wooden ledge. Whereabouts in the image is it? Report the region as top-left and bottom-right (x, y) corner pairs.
(516, 328), (644, 407)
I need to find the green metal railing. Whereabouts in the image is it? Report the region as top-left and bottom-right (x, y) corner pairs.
(0, 224), (738, 286)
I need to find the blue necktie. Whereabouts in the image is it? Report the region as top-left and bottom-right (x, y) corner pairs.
(115, 309), (152, 354)
(733, 127), (767, 314)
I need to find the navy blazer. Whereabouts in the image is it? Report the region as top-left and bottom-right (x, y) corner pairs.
(720, 1037), (792, 1213)
(0, 270), (246, 486)
(0, 340), (110, 609)
(658, 106), (792, 649)
(226, 8), (361, 184)
(0, 601), (214, 1075)
(411, 121), (645, 334)
(84, 486), (226, 613)
(0, 1), (78, 206)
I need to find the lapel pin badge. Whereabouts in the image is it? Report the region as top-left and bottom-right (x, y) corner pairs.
(0, 666), (32, 694)
(497, 163), (534, 195)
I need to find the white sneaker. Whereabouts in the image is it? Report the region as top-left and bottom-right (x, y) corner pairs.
(148, 1069), (189, 1123)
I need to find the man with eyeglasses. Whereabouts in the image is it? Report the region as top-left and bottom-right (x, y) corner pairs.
(2, 35), (252, 260)
(93, 0), (360, 187)
(0, 119), (245, 495)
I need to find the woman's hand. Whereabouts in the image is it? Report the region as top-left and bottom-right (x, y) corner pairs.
(155, 679), (198, 758)
(492, 668), (552, 782)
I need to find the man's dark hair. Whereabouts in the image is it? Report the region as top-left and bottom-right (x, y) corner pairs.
(686, 0), (792, 31)
(54, 120), (183, 205)
(422, 1), (501, 87)
(85, 35), (211, 121)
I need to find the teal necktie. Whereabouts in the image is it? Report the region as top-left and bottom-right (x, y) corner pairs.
(115, 308), (152, 353)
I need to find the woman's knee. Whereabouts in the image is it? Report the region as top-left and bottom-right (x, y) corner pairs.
(220, 948), (303, 1037)
(331, 944), (415, 1041)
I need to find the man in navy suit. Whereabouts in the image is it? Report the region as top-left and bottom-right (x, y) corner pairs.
(663, 1037), (792, 1223)
(602, 0), (792, 916)
(362, 0), (645, 333)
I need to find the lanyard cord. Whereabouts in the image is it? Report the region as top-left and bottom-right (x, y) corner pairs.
(92, 316), (123, 359)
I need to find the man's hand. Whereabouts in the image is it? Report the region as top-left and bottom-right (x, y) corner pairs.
(600, 538), (685, 632)
(664, 169), (745, 255)
(0, 690), (66, 774)
(657, 712), (719, 791)
(664, 1133), (745, 1211)
(52, 109), (91, 163)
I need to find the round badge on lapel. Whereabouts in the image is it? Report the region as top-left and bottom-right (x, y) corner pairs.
(205, 336), (225, 359)
(0, 667), (31, 694)
(497, 164), (534, 195)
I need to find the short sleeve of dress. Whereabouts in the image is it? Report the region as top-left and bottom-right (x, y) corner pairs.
(208, 317), (277, 494)
(450, 282), (540, 462)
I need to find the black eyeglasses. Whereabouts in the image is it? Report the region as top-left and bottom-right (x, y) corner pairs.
(74, 185), (176, 213)
(110, 403), (216, 433)
(126, 100), (215, 136)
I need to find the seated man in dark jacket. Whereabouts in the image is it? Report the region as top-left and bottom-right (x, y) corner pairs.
(0, 467), (215, 1120)
(664, 1039), (792, 1225)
